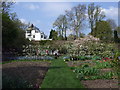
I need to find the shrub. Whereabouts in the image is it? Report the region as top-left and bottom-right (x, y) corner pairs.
(66, 41), (115, 58)
(111, 51), (120, 77)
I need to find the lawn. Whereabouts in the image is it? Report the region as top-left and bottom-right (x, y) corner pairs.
(41, 57), (84, 88)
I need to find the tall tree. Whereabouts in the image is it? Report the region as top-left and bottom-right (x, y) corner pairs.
(107, 19), (117, 30)
(1, 1), (14, 14)
(53, 15), (67, 40)
(94, 21), (112, 42)
(88, 3), (105, 35)
(66, 4), (86, 38)
(2, 1), (29, 58)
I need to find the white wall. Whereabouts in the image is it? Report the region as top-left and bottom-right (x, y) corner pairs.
(26, 29), (46, 41)
(35, 33), (41, 41)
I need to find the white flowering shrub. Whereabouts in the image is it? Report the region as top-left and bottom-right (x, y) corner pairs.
(66, 37), (115, 58)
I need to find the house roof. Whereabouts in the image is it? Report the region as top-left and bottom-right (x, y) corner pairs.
(27, 24), (40, 32)
(26, 24), (46, 36)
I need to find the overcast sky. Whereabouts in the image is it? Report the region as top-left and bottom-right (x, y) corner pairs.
(11, 2), (118, 37)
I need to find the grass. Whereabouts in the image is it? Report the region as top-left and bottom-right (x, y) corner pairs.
(41, 58), (84, 88)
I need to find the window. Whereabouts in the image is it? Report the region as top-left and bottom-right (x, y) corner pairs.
(28, 34), (31, 36)
(33, 35), (35, 38)
(41, 35), (43, 38)
(35, 30), (39, 33)
(27, 30), (31, 33)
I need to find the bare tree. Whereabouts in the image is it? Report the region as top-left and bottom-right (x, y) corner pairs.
(1, 1), (14, 14)
(66, 4), (86, 38)
(88, 3), (105, 35)
(107, 19), (117, 30)
(53, 15), (68, 39)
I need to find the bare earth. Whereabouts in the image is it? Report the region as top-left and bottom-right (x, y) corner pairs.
(81, 79), (119, 88)
(2, 61), (50, 88)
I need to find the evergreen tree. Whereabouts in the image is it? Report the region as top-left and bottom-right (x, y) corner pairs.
(49, 29), (58, 40)
(93, 21), (112, 42)
(114, 30), (120, 43)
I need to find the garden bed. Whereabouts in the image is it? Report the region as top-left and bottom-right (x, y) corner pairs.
(81, 79), (119, 88)
(66, 60), (119, 88)
(2, 61), (51, 88)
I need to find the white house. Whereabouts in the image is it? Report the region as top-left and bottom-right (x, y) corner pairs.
(26, 24), (47, 41)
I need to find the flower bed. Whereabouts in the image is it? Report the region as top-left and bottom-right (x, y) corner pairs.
(66, 58), (119, 88)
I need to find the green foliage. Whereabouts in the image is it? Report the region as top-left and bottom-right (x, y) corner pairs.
(112, 51), (120, 78)
(74, 66), (100, 80)
(59, 46), (68, 54)
(93, 21), (112, 42)
(93, 60), (113, 69)
(112, 52), (120, 67)
(67, 34), (76, 40)
(66, 41), (115, 58)
(91, 56), (101, 60)
(88, 3), (105, 36)
(39, 40), (52, 45)
(81, 64), (89, 68)
(2, 2), (29, 57)
(57, 35), (64, 40)
(114, 30), (120, 43)
(82, 71), (117, 80)
(101, 72), (116, 79)
(116, 26), (120, 38)
(49, 29), (58, 40)
(73, 61), (116, 80)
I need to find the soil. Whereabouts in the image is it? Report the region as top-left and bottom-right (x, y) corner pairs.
(100, 68), (113, 73)
(81, 79), (119, 88)
(66, 60), (95, 67)
(2, 61), (51, 88)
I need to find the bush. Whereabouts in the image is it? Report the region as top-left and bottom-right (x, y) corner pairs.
(112, 51), (120, 77)
(59, 46), (68, 54)
(39, 40), (52, 45)
(66, 40), (115, 58)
